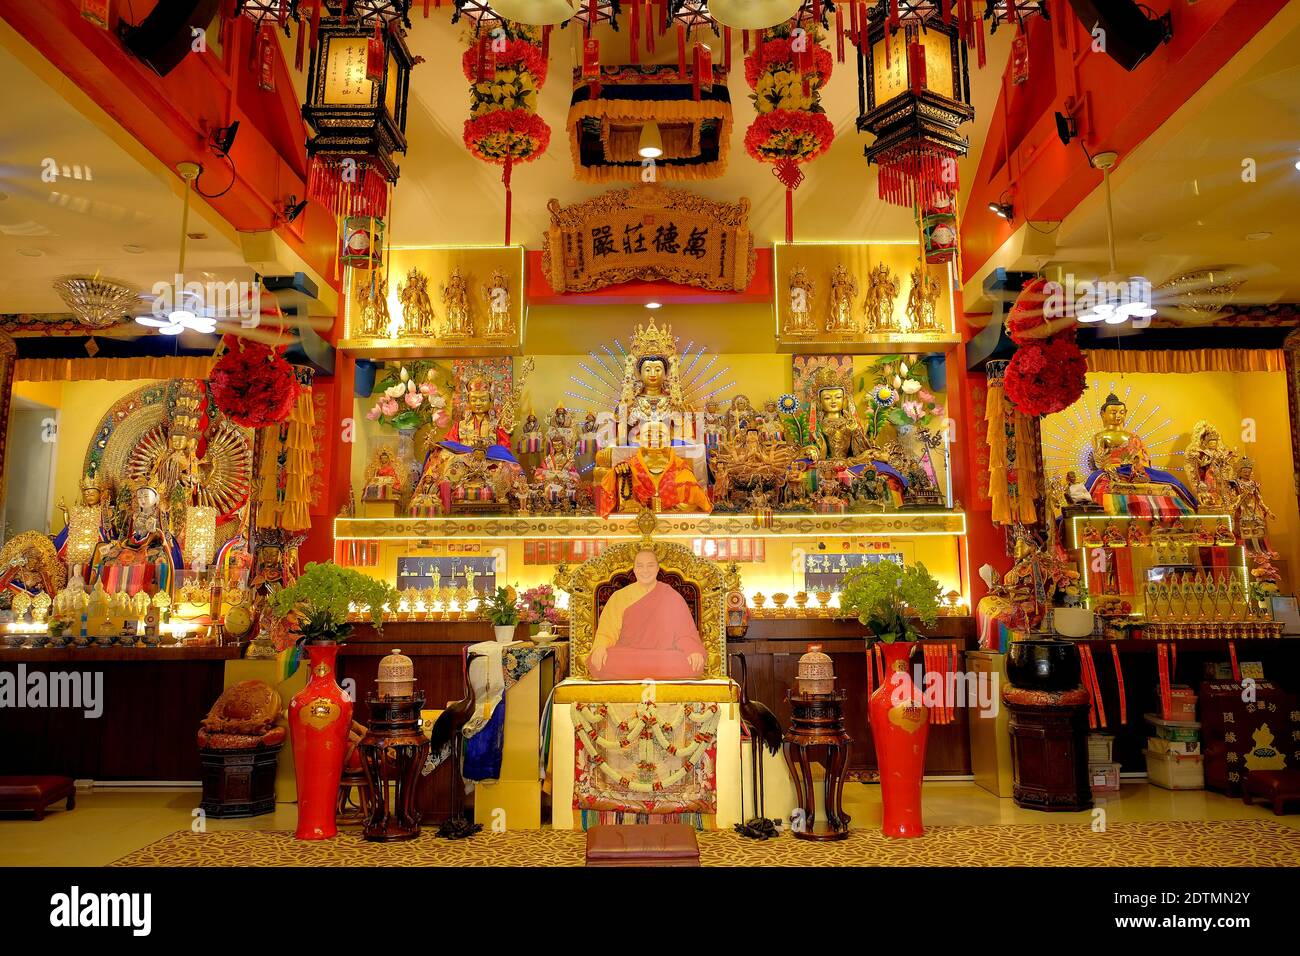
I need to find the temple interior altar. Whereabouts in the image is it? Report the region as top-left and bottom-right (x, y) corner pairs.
(2, 0), (1299, 889)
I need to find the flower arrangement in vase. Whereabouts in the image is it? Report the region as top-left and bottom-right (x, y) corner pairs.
(269, 563), (396, 840)
(837, 559), (942, 838)
(366, 363), (450, 433)
(516, 584), (561, 635)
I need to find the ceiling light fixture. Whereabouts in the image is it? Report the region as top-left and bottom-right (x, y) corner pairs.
(209, 121), (240, 157)
(638, 122), (664, 160)
(136, 162), (216, 336)
(1077, 150), (1155, 326)
(122, 242), (147, 254)
(282, 197), (309, 223)
(645, 302), (662, 310)
(989, 201), (1014, 221)
(1245, 232), (1271, 241)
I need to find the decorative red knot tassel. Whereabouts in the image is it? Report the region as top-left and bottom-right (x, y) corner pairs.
(1110, 644), (1126, 725)
(835, 5), (845, 62)
(774, 159), (804, 243)
(677, 24), (687, 79)
(502, 154), (513, 247)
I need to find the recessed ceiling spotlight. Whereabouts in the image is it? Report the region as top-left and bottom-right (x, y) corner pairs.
(1140, 233), (1163, 242)
(187, 232), (208, 241)
(645, 302), (662, 310)
(122, 243), (147, 254)
(1245, 232), (1272, 241)
(1294, 158), (1300, 172)
(16, 247), (44, 257)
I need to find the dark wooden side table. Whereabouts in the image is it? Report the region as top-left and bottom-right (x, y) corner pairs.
(1002, 685), (1093, 812)
(782, 690), (852, 840)
(359, 693), (430, 841)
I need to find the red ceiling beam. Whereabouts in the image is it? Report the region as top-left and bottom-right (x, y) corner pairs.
(960, 0), (1289, 287)
(1, 1), (338, 291)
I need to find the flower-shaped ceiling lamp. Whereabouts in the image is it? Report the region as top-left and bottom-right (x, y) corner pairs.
(1077, 151), (1155, 326)
(709, 0), (802, 29)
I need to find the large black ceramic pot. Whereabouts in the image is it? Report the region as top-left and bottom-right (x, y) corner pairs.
(1005, 638), (1082, 692)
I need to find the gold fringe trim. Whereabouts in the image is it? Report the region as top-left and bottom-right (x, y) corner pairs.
(986, 381), (1011, 526)
(16, 356), (217, 383)
(1085, 348), (1284, 374)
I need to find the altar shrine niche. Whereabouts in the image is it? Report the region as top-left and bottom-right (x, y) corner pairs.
(541, 184), (754, 293)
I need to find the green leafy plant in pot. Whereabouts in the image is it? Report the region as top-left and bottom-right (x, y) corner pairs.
(482, 585), (520, 643)
(837, 558), (943, 838)
(270, 562), (397, 841)
(836, 559), (942, 643)
(270, 562), (397, 645)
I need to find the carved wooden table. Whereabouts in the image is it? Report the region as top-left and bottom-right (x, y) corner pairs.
(783, 690), (852, 840)
(1002, 685), (1093, 812)
(358, 693), (429, 841)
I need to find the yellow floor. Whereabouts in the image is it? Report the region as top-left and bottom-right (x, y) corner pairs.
(2, 780), (1296, 866)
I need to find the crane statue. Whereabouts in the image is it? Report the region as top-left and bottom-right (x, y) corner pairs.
(731, 653), (784, 839)
(427, 648), (484, 839)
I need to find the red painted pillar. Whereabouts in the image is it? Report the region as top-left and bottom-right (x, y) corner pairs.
(299, 349), (355, 567)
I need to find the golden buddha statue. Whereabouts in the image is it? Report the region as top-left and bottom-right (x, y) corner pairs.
(397, 267), (437, 337)
(481, 268), (514, 340)
(1184, 420), (1236, 508)
(711, 426), (797, 506)
(827, 264), (859, 334)
(92, 482), (180, 597)
(1229, 456), (1275, 553)
(785, 265), (816, 336)
(864, 263), (900, 333)
(804, 367), (907, 501)
(619, 318), (693, 444)
(906, 265), (942, 333)
(55, 471), (114, 571)
(362, 447), (405, 501)
(1086, 392), (1196, 517)
(596, 418), (711, 518)
(440, 267), (474, 340)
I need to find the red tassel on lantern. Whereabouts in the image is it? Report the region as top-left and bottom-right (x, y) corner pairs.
(907, 39), (926, 95)
(630, 0), (641, 64)
(849, 0), (860, 46)
(366, 21), (385, 81)
(258, 21), (277, 92)
(677, 24), (687, 79)
(724, 27), (732, 74)
(1011, 29), (1030, 85)
(693, 42), (712, 100)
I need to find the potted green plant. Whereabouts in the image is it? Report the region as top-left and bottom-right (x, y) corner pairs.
(836, 559), (942, 839)
(268, 563), (397, 841)
(482, 585), (520, 643)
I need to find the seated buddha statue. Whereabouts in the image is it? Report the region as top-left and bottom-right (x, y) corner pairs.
(803, 367), (906, 501)
(93, 483), (182, 596)
(595, 419), (712, 518)
(587, 548), (706, 680)
(362, 447), (405, 501)
(413, 373), (521, 512)
(535, 434), (582, 511)
(1086, 392), (1196, 517)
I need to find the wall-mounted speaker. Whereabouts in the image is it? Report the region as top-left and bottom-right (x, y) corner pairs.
(120, 0), (223, 77)
(1066, 0), (1172, 72)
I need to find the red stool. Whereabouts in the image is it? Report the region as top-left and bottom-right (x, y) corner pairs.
(0, 776), (76, 820)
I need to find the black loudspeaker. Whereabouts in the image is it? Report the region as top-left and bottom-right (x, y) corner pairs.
(1066, 0), (1172, 72)
(120, 0), (223, 77)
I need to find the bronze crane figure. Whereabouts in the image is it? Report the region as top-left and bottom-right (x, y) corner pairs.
(428, 648), (483, 839)
(732, 652), (783, 839)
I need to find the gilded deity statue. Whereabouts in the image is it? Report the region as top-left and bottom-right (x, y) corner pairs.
(545, 404), (579, 454)
(517, 412), (543, 479)
(535, 434), (582, 512)
(92, 482), (182, 597)
(804, 366), (906, 500)
(1229, 456), (1275, 553)
(1184, 420), (1237, 509)
(726, 394), (756, 441)
(711, 426), (798, 506)
(785, 265), (816, 336)
(440, 267), (474, 340)
(481, 268), (514, 340)
(356, 277), (391, 338)
(397, 267), (437, 337)
(619, 318), (693, 444)
(905, 265), (942, 333)
(864, 263), (900, 334)
(363, 447), (405, 501)
(55, 471), (114, 572)
(827, 264), (860, 335)
(1086, 392), (1197, 516)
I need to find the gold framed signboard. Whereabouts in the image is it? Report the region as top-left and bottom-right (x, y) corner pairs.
(541, 184), (755, 293)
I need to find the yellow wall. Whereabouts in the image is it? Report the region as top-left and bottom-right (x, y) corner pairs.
(11, 378), (155, 532)
(1041, 370), (1300, 585)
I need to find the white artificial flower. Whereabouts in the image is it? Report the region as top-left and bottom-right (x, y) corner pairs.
(901, 379), (922, 395)
(893, 374), (903, 389)
(899, 361), (909, 377)
(400, 367), (409, 382)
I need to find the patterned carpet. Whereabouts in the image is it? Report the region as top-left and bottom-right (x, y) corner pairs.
(110, 820), (1300, 867)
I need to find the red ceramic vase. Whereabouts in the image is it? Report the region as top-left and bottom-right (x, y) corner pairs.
(869, 640), (930, 838)
(289, 643), (352, 840)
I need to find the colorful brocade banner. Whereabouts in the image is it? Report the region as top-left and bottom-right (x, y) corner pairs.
(542, 184), (755, 293)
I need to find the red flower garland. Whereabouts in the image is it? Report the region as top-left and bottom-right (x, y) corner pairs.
(464, 109), (552, 165)
(1003, 335), (1088, 418)
(744, 38), (833, 90)
(461, 38), (549, 89)
(744, 109), (835, 165)
(210, 336), (300, 429)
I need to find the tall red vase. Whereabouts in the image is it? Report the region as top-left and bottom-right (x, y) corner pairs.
(869, 641), (929, 838)
(290, 643), (352, 840)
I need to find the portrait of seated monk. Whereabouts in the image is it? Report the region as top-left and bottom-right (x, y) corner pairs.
(587, 549), (706, 681)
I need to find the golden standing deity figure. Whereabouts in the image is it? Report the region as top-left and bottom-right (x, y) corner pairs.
(397, 267), (437, 337)
(864, 263), (901, 334)
(620, 318), (692, 443)
(785, 265), (816, 336)
(356, 277), (391, 338)
(827, 264), (860, 335)
(481, 268), (515, 340)
(905, 265), (942, 333)
(440, 267), (474, 340)
(1184, 420), (1237, 508)
(1230, 456), (1276, 553)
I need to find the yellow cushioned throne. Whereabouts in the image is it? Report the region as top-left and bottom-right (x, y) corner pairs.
(550, 516), (742, 829)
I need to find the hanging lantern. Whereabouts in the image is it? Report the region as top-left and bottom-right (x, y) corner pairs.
(341, 216), (387, 269)
(303, 4), (416, 219)
(856, 5), (973, 208)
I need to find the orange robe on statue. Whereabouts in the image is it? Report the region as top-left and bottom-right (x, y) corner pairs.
(589, 581), (706, 680)
(595, 449), (713, 518)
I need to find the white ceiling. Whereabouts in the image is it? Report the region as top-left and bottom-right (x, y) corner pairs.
(1022, 3), (1300, 305)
